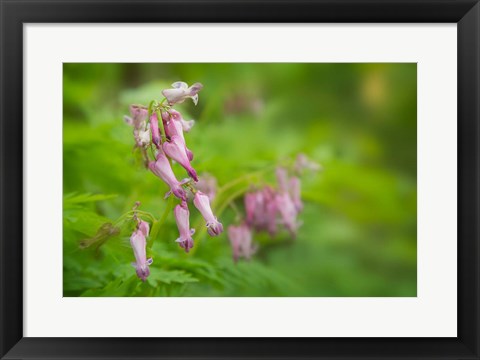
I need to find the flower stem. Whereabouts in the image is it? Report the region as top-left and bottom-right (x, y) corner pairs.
(156, 109), (167, 143)
(148, 195), (175, 249)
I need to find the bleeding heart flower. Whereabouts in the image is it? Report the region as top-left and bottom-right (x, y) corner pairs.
(244, 192), (257, 226)
(289, 176), (303, 212)
(276, 192), (300, 238)
(130, 220), (152, 281)
(133, 126), (151, 148)
(174, 200), (195, 253)
(148, 149), (187, 200)
(163, 135), (198, 182)
(193, 191), (223, 237)
(276, 167), (289, 193)
(150, 112), (161, 148)
(228, 223), (256, 262)
(124, 105), (148, 130)
(162, 81), (203, 106)
(162, 110), (194, 161)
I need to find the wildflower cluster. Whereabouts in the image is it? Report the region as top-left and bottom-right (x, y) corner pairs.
(124, 82), (223, 281)
(228, 154), (320, 262)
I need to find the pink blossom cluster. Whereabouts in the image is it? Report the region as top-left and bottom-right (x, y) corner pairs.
(124, 82), (223, 281)
(228, 154), (320, 262)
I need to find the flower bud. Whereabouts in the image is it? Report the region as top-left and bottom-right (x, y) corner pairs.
(174, 200), (195, 253)
(276, 192), (300, 238)
(150, 112), (161, 148)
(162, 110), (194, 161)
(163, 135), (198, 182)
(148, 149), (186, 200)
(289, 176), (303, 212)
(193, 191), (223, 237)
(130, 220), (152, 281)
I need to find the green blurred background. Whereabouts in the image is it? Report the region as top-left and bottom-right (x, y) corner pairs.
(63, 63), (417, 297)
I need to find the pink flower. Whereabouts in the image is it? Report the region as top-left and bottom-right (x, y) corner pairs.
(289, 176), (303, 212)
(174, 200), (195, 253)
(148, 149), (186, 200)
(162, 110), (194, 161)
(196, 173), (218, 202)
(130, 220), (152, 281)
(163, 135), (198, 182)
(124, 105), (148, 130)
(180, 118), (195, 132)
(276, 192), (300, 237)
(162, 81), (203, 106)
(263, 187), (279, 236)
(276, 167), (289, 193)
(193, 191), (223, 237)
(150, 112), (161, 148)
(245, 190), (273, 232)
(252, 191), (267, 230)
(125, 106), (151, 147)
(228, 223), (256, 262)
(133, 127), (151, 147)
(244, 192), (257, 226)
(168, 109), (196, 132)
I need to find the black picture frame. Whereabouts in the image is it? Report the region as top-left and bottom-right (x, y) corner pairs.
(1, 1), (479, 359)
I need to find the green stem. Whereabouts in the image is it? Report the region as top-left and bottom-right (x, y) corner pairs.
(156, 109), (167, 143)
(147, 100), (156, 118)
(215, 164), (276, 196)
(148, 195), (175, 249)
(114, 210), (156, 225)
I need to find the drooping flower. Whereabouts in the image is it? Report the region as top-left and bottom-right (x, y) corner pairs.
(150, 112), (161, 148)
(163, 135), (198, 182)
(289, 176), (303, 212)
(130, 220), (152, 281)
(228, 223), (256, 262)
(196, 173), (218, 202)
(252, 190), (267, 230)
(275, 167), (289, 193)
(275, 192), (300, 237)
(193, 191), (223, 236)
(162, 81), (203, 106)
(168, 108), (196, 132)
(263, 186), (279, 236)
(245, 190), (273, 232)
(174, 200), (195, 253)
(124, 105), (148, 130)
(134, 126), (151, 148)
(162, 110), (194, 161)
(124, 105), (151, 148)
(244, 192), (257, 226)
(148, 149), (187, 200)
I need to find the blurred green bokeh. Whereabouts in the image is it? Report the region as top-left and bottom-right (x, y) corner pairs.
(63, 63), (417, 297)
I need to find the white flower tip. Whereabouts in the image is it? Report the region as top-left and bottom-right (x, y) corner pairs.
(182, 119), (195, 132)
(191, 94), (199, 105)
(124, 115), (133, 126)
(172, 81), (188, 89)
